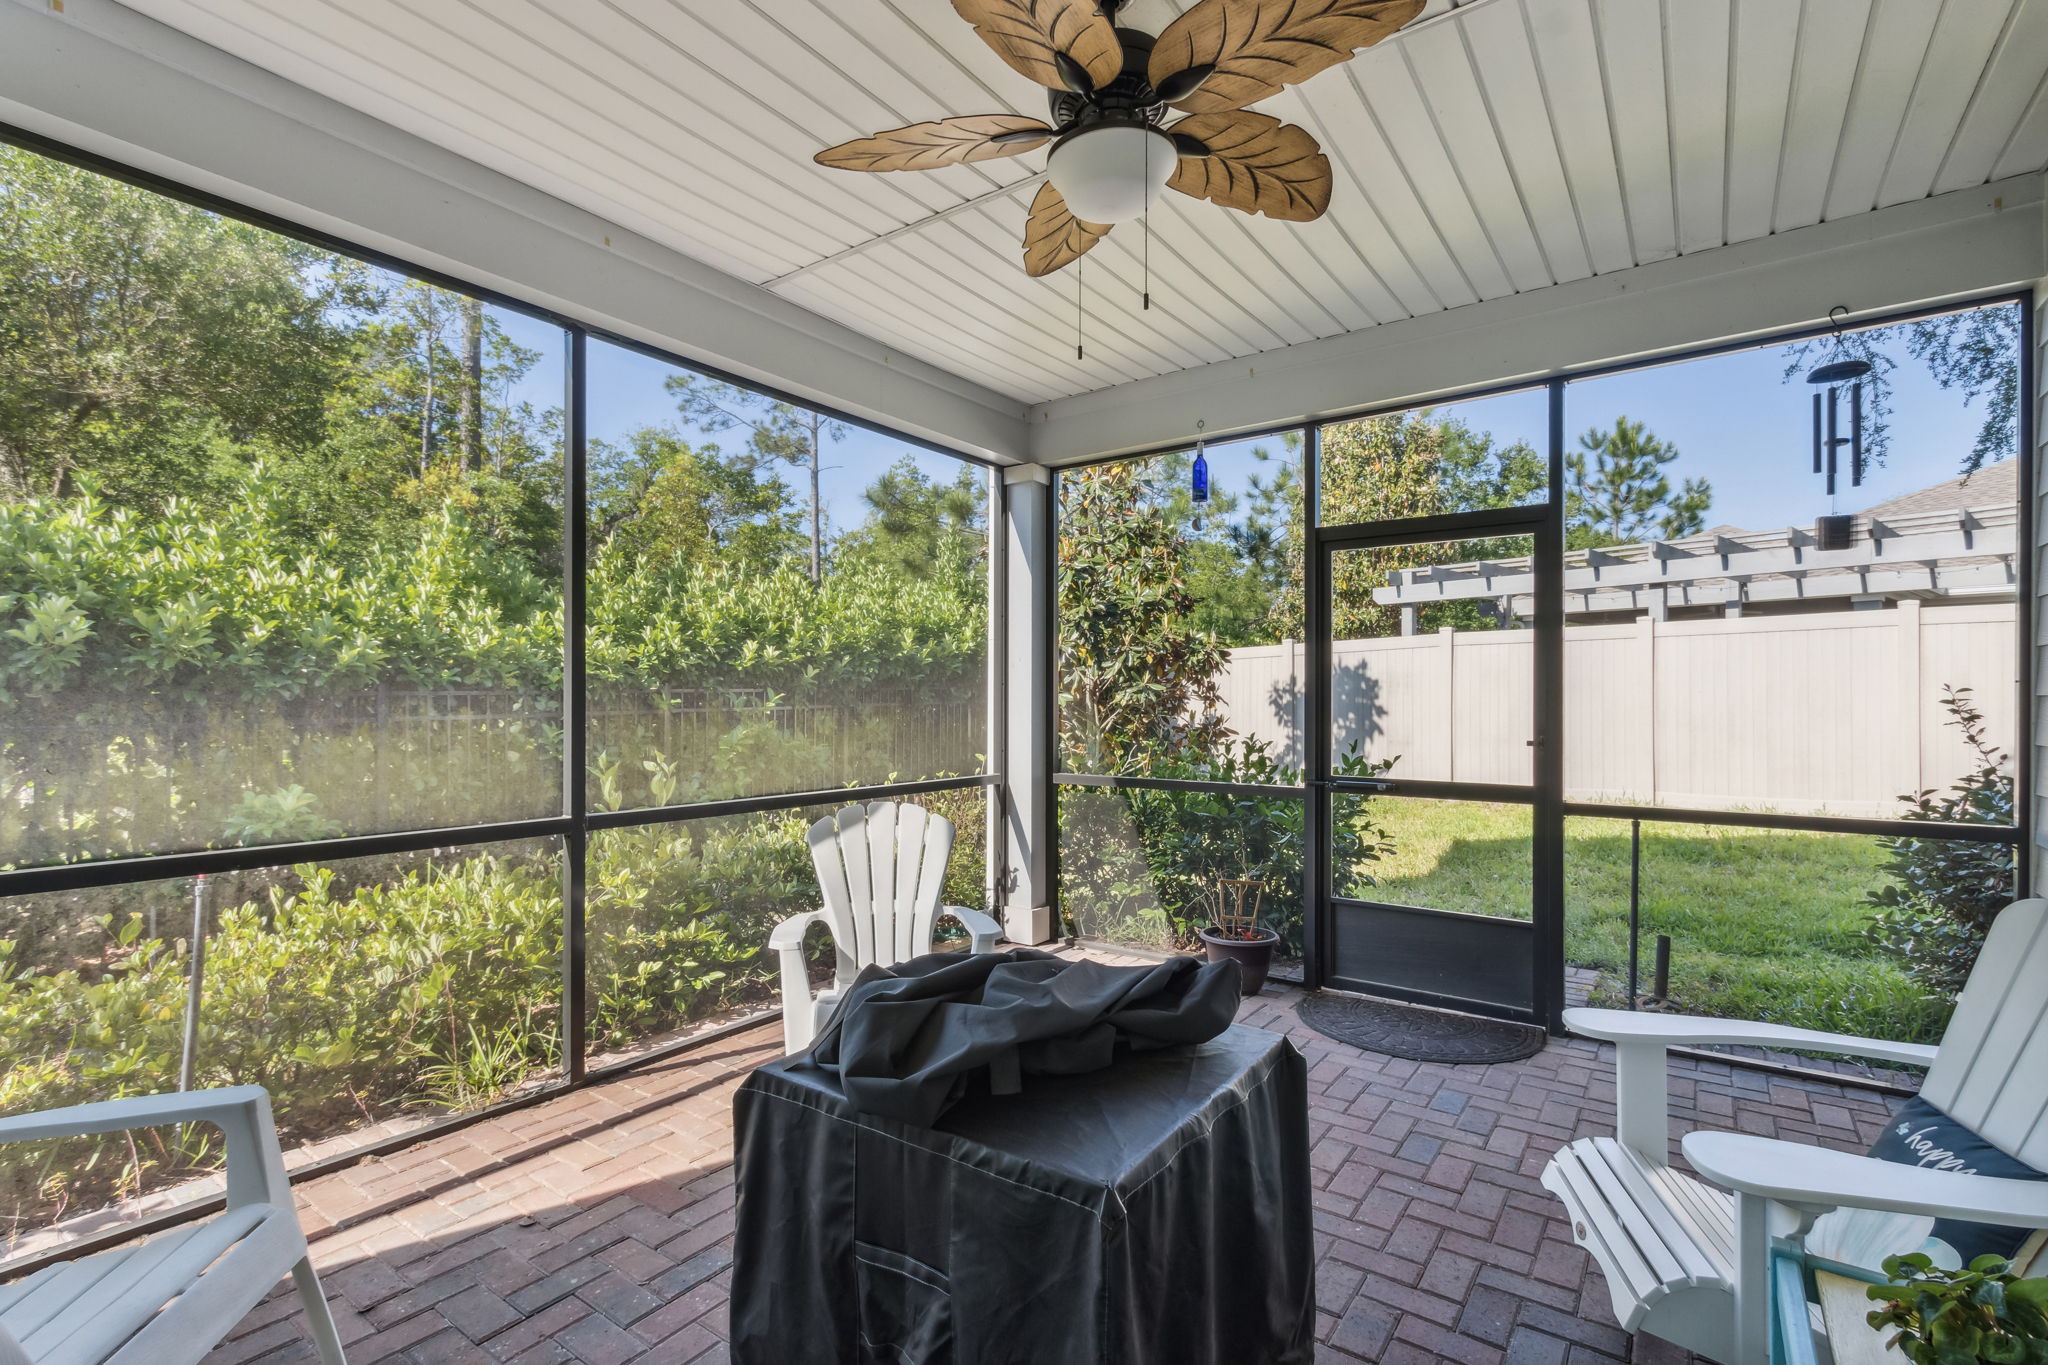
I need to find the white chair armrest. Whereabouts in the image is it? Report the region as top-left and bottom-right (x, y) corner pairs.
(768, 909), (832, 952)
(1573, 1008), (1936, 1166)
(1565, 1007), (1939, 1068)
(772, 910), (835, 1055)
(943, 906), (1003, 953)
(0, 1086), (291, 1208)
(0, 1085), (271, 1145)
(1685, 1131), (2048, 1228)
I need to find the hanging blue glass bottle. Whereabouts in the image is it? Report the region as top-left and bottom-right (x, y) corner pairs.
(1191, 443), (1209, 504)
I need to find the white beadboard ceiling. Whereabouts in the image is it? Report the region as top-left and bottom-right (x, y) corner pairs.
(116, 0), (2048, 408)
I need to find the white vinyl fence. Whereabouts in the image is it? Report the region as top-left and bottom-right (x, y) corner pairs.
(1213, 601), (2016, 817)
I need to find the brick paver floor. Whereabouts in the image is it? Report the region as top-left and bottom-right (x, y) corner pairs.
(197, 979), (1900, 1364)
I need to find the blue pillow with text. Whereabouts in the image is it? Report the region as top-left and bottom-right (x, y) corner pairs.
(1865, 1094), (2048, 1265)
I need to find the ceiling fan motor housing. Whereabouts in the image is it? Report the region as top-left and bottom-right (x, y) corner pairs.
(1048, 27), (1165, 127)
(1042, 26), (1179, 225)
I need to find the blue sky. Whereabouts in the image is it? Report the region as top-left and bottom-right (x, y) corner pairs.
(1563, 323), (2008, 531)
(1189, 307), (2016, 534)
(494, 305), (2016, 540)
(492, 314), (990, 535)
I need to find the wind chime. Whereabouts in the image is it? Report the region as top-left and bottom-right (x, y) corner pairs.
(1805, 307), (1872, 551)
(1190, 419), (1209, 530)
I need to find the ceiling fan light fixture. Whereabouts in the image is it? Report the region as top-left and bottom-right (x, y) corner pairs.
(1045, 125), (1176, 225)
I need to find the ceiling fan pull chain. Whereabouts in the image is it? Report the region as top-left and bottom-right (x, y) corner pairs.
(1141, 133), (1151, 311)
(1076, 257), (1085, 361)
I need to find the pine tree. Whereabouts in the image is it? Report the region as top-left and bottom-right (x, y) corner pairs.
(1566, 416), (1710, 546)
(664, 376), (843, 586)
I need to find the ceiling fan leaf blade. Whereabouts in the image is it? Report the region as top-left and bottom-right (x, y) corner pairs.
(952, 0), (1124, 92)
(1165, 111), (1332, 221)
(815, 115), (1054, 172)
(1149, 0), (1425, 112)
(1023, 182), (1112, 277)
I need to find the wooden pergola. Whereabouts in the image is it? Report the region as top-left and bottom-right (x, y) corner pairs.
(1375, 499), (2018, 628)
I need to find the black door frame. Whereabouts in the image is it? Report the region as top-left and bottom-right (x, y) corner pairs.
(1304, 382), (1568, 1028)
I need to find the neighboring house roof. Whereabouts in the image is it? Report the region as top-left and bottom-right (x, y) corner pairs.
(1858, 459), (2016, 520)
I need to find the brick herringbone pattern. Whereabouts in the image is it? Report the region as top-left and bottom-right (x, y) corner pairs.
(198, 980), (1898, 1364)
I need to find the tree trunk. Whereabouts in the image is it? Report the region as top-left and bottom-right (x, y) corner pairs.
(807, 413), (823, 587)
(420, 363), (435, 478)
(418, 292), (439, 477)
(459, 298), (483, 472)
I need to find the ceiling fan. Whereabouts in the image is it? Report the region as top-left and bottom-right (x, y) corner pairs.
(814, 0), (1425, 278)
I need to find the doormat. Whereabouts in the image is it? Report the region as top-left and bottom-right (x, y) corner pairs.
(1296, 992), (1546, 1065)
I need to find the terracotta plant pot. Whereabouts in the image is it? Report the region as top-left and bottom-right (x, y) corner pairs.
(1198, 925), (1279, 997)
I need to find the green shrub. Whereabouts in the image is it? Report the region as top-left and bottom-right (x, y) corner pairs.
(0, 846), (562, 1235)
(586, 811), (813, 1053)
(1058, 738), (1392, 955)
(0, 780), (994, 1249)
(1866, 1253), (2048, 1365)
(1864, 686), (2017, 997)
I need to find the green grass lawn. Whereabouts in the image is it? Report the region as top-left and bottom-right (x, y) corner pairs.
(1357, 801), (1952, 1043)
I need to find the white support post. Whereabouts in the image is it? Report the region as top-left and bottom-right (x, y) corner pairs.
(1733, 1190), (1774, 1365)
(1899, 598), (1923, 801)
(1438, 627), (1456, 781)
(2034, 278), (2047, 889)
(1637, 612), (1658, 803)
(1002, 464), (1055, 944)
(1612, 1038), (1671, 1164)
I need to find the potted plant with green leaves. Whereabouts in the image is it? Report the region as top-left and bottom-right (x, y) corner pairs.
(1198, 878), (1278, 997)
(1865, 1253), (2048, 1365)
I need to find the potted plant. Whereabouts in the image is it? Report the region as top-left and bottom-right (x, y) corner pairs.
(1865, 1253), (2048, 1365)
(1197, 878), (1279, 996)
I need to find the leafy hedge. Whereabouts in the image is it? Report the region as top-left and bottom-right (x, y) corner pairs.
(0, 473), (982, 706)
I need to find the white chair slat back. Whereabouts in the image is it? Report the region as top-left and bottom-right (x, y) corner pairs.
(837, 806), (880, 968)
(868, 802), (905, 965)
(909, 814), (952, 961)
(887, 803), (923, 963)
(1921, 898), (2048, 1169)
(807, 802), (956, 972)
(809, 807), (863, 971)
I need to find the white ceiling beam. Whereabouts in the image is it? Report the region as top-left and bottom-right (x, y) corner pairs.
(1025, 172), (2047, 464)
(762, 173), (1048, 290)
(0, 0), (1033, 464)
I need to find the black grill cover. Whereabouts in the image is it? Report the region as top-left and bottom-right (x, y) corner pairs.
(799, 948), (1244, 1128)
(730, 1022), (1314, 1365)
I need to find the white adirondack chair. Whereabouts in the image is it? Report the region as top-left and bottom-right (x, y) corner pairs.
(0, 1086), (345, 1365)
(769, 801), (1004, 1055)
(1542, 898), (2048, 1365)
